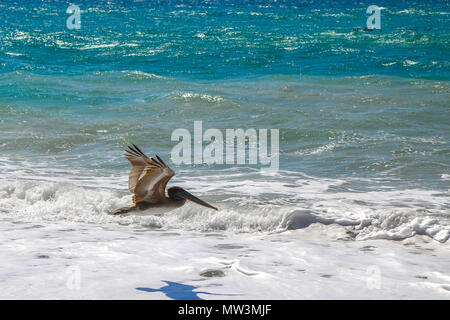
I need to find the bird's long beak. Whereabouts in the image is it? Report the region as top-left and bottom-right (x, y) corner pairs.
(175, 189), (218, 211)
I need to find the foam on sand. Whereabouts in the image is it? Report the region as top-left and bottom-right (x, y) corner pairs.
(0, 218), (448, 299)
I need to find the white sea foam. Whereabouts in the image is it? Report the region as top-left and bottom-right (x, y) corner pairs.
(0, 153), (448, 242)
(171, 91), (226, 103)
(0, 174), (448, 243)
(404, 59), (419, 66)
(5, 52), (24, 56)
(79, 42), (120, 50)
(121, 70), (169, 80)
(0, 218), (449, 299)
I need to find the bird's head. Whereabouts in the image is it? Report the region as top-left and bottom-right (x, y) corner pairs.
(168, 186), (218, 211)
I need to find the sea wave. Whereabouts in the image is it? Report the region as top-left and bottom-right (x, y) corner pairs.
(170, 91), (227, 103)
(1, 177), (448, 243)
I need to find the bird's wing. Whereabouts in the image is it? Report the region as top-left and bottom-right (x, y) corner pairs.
(125, 145), (174, 204)
(125, 144), (150, 194)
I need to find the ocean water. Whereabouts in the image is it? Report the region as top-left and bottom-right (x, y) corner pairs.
(0, 0), (449, 299)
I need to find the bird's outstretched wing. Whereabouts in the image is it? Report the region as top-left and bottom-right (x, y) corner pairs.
(124, 145), (175, 204)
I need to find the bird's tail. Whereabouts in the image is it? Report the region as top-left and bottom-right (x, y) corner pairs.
(110, 205), (137, 215)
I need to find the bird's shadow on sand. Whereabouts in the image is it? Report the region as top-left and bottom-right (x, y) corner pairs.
(136, 280), (240, 300)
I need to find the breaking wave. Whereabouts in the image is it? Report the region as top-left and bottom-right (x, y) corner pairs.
(1, 177), (448, 243)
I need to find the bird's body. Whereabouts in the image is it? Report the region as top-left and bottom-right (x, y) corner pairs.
(113, 198), (185, 216)
(112, 145), (217, 215)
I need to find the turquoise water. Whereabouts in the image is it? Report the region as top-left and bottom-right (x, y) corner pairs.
(1, 1), (448, 183)
(0, 1), (448, 238)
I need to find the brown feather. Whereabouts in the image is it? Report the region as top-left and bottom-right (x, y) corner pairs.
(124, 145), (175, 203)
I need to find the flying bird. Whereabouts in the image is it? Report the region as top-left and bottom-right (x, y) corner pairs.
(112, 144), (218, 215)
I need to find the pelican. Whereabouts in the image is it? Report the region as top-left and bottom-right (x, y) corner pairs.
(112, 144), (218, 215)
